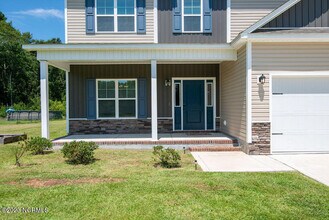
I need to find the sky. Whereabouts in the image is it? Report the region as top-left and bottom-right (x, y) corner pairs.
(0, 0), (65, 42)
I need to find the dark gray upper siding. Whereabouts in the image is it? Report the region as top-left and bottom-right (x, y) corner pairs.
(158, 0), (227, 43)
(261, 0), (329, 29)
(69, 64), (219, 119)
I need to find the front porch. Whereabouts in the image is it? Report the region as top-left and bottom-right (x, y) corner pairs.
(52, 132), (239, 149)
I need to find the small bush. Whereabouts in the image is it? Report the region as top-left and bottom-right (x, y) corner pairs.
(62, 141), (99, 165)
(153, 146), (181, 168)
(12, 141), (27, 167)
(26, 137), (52, 155)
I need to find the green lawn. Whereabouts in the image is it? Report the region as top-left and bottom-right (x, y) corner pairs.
(0, 120), (329, 219)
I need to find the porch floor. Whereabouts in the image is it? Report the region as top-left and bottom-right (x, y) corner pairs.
(52, 132), (239, 149)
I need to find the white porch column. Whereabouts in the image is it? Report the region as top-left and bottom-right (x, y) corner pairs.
(151, 60), (158, 140)
(40, 61), (49, 139)
(65, 71), (69, 134)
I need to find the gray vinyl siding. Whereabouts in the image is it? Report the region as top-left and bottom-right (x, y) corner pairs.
(67, 0), (154, 43)
(69, 64), (219, 119)
(231, 0), (288, 40)
(220, 46), (247, 142)
(158, 0), (227, 43)
(252, 43), (329, 122)
(262, 0), (329, 28)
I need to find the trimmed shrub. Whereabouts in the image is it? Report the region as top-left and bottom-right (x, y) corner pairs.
(26, 137), (53, 155)
(62, 141), (99, 165)
(153, 146), (181, 168)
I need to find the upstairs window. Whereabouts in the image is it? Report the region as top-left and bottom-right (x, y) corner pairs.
(96, 0), (136, 33)
(183, 0), (202, 32)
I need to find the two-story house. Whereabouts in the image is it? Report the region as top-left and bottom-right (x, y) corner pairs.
(24, 0), (329, 154)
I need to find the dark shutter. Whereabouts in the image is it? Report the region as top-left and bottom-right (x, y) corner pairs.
(137, 0), (146, 33)
(172, 0), (182, 33)
(203, 0), (212, 33)
(86, 79), (96, 119)
(86, 0), (95, 34)
(138, 78), (147, 118)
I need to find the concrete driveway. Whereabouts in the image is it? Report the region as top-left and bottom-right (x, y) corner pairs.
(270, 154), (329, 186)
(191, 152), (293, 172)
(192, 152), (329, 186)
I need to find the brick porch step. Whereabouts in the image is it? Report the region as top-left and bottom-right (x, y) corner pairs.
(188, 146), (242, 152)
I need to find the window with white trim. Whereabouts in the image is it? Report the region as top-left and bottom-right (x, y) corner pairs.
(97, 79), (137, 118)
(183, 0), (203, 32)
(96, 0), (136, 32)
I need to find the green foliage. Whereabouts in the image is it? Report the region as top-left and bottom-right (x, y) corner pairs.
(62, 141), (99, 165)
(11, 140), (27, 167)
(0, 105), (6, 118)
(0, 12), (65, 109)
(26, 137), (52, 155)
(50, 100), (66, 116)
(152, 146), (181, 168)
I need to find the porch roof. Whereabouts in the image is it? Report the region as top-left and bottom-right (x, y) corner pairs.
(22, 43), (237, 71)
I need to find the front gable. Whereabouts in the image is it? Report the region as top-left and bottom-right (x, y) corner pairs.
(260, 0), (329, 29)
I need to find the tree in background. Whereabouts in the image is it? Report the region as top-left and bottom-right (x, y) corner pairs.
(0, 11), (66, 116)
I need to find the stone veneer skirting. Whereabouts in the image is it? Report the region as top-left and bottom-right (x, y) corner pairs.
(69, 118), (221, 135)
(243, 122), (271, 155)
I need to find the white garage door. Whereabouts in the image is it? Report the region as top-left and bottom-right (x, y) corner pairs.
(272, 76), (329, 153)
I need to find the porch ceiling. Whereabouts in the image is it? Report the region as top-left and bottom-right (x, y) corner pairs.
(23, 43), (237, 71)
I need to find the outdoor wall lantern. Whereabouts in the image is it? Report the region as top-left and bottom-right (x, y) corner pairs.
(258, 74), (266, 85)
(165, 79), (171, 87)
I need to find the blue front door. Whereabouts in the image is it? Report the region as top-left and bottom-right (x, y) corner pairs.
(183, 80), (205, 130)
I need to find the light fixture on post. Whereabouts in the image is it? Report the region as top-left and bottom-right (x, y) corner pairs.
(164, 79), (171, 87)
(258, 74), (266, 85)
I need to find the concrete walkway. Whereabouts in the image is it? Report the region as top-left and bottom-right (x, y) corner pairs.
(271, 154), (329, 186)
(192, 152), (293, 172)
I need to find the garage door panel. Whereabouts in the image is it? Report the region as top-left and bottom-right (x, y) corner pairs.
(272, 134), (329, 153)
(272, 115), (329, 132)
(271, 76), (329, 153)
(272, 95), (329, 113)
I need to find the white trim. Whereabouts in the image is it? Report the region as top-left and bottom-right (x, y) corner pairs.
(151, 60), (158, 140)
(66, 71), (69, 134)
(64, 0), (68, 44)
(246, 42), (252, 144)
(40, 61), (49, 139)
(95, 0), (137, 33)
(247, 33), (329, 42)
(23, 43), (234, 50)
(269, 71), (329, 154)
(154, 0), (158, 43)
(96, 79), (138, 119)
(69, 118), (88, 120)
(241, 0), (301, 37)
(219, 64), (222, 130)
(226, 0), (231, 43)
(182, 0), (203, 33)
(172, 80), (181, 131)
(171, 77), (216, 131)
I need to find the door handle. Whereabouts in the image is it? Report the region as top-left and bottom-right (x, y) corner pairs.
(272, 133), (283, 135)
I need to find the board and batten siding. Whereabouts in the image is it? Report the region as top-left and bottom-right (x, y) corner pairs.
(158, 0), (227, 44)
(220, 46), (247, 143)
(231, 0), (288, 40)
(69, 64), (219, 119)
(263, 0), (329, 28)
(252, 43), (329, 122)
(67, 0), (154, 43)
